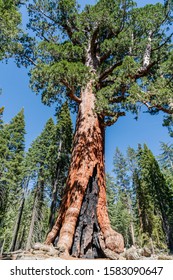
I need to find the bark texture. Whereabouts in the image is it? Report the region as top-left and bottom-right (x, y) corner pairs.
(71, 166), (105, 258)
(45, 81), (124, 257)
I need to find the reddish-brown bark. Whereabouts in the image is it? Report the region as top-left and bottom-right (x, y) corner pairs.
(45, 81), (124, 257)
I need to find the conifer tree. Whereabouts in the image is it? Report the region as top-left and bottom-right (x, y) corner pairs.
(0, 0), (23, 60)
(19, 0), (173, 257)
(48, 102), (73, 229)
(159, 143), (173, 194)
(158, 143), (173, 250)
(17, 110), (72, 250)
(25, 118), (55, 250)
(134, 144), (173, 250)
(106, 174), (117, 229)
(113, 148), (135, 246)
(0, 120), (8, 219)
(0, 109), (26, 252)
(159, 143), (173, 172)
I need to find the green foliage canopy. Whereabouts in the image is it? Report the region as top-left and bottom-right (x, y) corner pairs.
(18, 0), (172, 129)
(0, 0), (23, 60)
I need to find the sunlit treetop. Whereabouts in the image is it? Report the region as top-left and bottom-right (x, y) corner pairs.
(18, 0), (173, 129)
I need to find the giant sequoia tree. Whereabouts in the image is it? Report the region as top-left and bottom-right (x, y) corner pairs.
(21, 0), (173, 258)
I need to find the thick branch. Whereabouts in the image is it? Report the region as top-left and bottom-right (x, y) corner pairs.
(143, 101), (173, 115)
(67, 90), (81, 104)
(142, 30), (152, 69)
(109, 96), (126, 104)
(99, 50), (111, 65)
(61, 20), (81, 45)
(61, 79), (81, 103)
(135, 89), (173, 115)
(130, 31), (156, 80)
(130, 61), (156, 80)
(90, 26), (100, 56)
(102, 112), (125, 127)
(99, 61), (123, 81)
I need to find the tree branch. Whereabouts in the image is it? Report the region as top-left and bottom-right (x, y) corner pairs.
(90, 26), (100, 56)
(109, 95), (126, 104)
(99, 60), (123, 81)
(61, 79), (81, 103)
(67, 90), (82, 104)
(143, 101), (173, 114)
(99, 50), (111, 64)
(23, 54), (37, 66)
(61, 20), (80, 44)
(29, 6), (80, 45)
(152, 32), (173, 52)
(102, 112), (125, 127)
(130, 61), (156, 80)
(129, 31), (156, 80)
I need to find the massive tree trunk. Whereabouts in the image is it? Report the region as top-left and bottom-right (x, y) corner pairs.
(45, 81), (124, 258)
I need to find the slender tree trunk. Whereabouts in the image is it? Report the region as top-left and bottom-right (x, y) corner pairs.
(9, 195), (25, 252)
(0, 237), (5, 255)
(16, 226), (26, 250)
(126, 196), (136, 246)
(26, 186), (38, 251)
(130, 221), (136, 246)
(49, 139), (62, 230)
(49, 171), (60, 230)
(26, 175), (44, 250)
(159, 201), (173, 251)
(45, 81), (124, 258)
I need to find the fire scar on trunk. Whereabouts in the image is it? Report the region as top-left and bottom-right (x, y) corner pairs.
(45, 81), (124, 258)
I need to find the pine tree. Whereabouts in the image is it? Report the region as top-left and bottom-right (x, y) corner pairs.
(19, 0), (173, 257)
(0, 109), (26, 252)
(159, 143), (173, 173)
(48, 102), (73, 229)
(16, 110), (72, 250)
(0, 122), (9, 221)
(134, 144), (173, 250)
(25, 118), (55, 250)
(106, 174), (117, 229)
(158, 143), (173, 251)
(113, 148), (135, 247)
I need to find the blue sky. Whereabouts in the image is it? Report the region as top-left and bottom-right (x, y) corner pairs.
(0, 0), (172, 174)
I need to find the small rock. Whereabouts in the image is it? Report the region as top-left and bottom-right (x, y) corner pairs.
(16, 254), (39, 260)
(32, 250), (46, 255)
(124, 246), (140, 260)
(158, 254), (173, 260)
(142, 247), (152, 257)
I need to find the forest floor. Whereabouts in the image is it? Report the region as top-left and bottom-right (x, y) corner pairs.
(1, 244), (173, 260)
